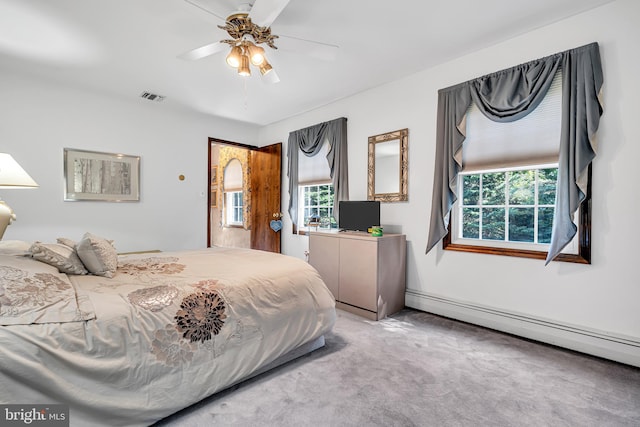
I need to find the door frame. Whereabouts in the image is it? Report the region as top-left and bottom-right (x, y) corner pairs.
(208, 137), (282, 251)
(207, 137), (257, 248)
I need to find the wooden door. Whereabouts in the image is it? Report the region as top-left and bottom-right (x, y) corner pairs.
(250, 143), (282, 253)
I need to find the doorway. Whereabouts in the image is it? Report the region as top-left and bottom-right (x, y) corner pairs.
(207, 138), (282, 253)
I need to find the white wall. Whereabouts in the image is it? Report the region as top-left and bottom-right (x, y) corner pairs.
(0, 71), (259, 252)
(259, 0), (640, 365)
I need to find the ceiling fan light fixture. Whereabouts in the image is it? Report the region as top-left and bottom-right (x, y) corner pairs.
(259, 59), (273, 76)
(247, 43), (266, 66)
(226, 45), (243, 68)
(238, 53), (251, 76)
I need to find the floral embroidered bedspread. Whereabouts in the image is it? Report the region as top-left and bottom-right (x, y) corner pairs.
(0, 247), (336, 427)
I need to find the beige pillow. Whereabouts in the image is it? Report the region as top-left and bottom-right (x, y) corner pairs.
(30, 242), (89, 275)
(56, 237), (77, 248)
(76, 233), (118, 278)
(0, 240), (32, 256)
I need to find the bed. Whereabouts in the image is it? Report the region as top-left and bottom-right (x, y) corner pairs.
(0, 238), (336, 426)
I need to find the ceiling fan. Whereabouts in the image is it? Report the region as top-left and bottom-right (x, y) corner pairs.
(179, 0), (338, 83)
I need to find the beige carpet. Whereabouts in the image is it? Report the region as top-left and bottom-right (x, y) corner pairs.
(156, 308), (640, 426)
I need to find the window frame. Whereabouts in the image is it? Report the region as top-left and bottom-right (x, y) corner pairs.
(455, 164), (564, 251)
(296, 181), (336, 235)
(224, 190), (244, 227)
(444, 165), (591, 264)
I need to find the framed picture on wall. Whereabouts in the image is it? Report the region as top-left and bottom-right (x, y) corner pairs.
(211, 166), (218, 187)
(211, 190), (217, 208)
(64, 148), (140, 202)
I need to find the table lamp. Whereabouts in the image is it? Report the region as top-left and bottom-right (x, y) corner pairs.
(0, 153), (39, 239)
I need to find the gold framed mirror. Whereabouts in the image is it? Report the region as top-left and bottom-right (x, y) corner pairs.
(367, 128), (408, 202)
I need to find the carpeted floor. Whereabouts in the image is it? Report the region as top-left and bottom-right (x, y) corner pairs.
(156, 308), (640, 427)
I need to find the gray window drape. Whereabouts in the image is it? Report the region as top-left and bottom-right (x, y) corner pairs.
(426, 42), (603, 264)
(287, 117), (349, 229)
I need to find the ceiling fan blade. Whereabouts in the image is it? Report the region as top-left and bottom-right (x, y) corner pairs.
(248, 0), (290, 28)
(262, 69), (280, 84)
(277, 35), (339, 61)
(178, 41), (227, 61)
(183, 0), (225, 21)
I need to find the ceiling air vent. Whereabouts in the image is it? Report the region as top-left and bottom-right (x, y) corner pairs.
(140, 91), (165, 102)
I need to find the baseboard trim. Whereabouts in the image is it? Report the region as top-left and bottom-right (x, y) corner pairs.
(405, 290), (640, 368)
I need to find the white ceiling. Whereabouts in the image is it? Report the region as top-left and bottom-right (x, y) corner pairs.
(0, 0), (614, 126)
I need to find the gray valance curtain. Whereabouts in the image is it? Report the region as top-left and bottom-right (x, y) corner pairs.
(287, 117), (349, 229)
(426, 42), (603, 264)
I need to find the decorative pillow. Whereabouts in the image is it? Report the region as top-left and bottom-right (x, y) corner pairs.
(0, 240), (32, 256)
(76, 232), (118, 278)
(30, 242), (88, 275)
(56, 237), (77, 248)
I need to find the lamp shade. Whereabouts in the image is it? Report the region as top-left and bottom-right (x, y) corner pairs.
(247, 44), (265, 66)
(238, 54), (251, 76)
(259, 59), (273, 76)
(0, 154), (38, 188)
(226, 46), (243, 68)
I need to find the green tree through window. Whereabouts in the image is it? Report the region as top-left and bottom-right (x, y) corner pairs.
(460, 168), (557, 245)
(300, 184), (337, 230)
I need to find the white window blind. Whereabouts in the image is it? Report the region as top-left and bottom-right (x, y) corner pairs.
(298, 139), (331, 184)
(462, 70), (562, 172)
(223, 159), (243, 191)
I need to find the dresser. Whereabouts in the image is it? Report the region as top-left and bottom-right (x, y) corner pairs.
(308, 230), (406, 320)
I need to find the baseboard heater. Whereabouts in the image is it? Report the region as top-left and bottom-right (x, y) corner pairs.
(405, 290), (640, 368)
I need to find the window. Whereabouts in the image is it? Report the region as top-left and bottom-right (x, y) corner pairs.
(446, 165), (591, 263)
(444, 70), (590, 263)
(451, 165), (581, 254)
(222, 158), (244, 228)
(448, 72), (564, 253)
(294, 139), (337, 234)
(288, 117), (348, 235)
(297, 183), (337, 232)
(428, 44), (601, 264)
(225, 191), (243, 226)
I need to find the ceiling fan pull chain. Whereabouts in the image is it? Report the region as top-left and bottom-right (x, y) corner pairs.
(243, 78), (249, 110)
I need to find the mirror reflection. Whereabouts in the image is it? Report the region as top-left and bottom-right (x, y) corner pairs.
(368, 128), (408, 202)
(374, 139), (400, 194)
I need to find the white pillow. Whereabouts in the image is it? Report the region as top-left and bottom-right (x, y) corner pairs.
(30, 242), (88, 275)
(76, 233), (118, 278)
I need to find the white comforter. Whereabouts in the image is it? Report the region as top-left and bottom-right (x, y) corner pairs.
(0, 247), (336, 426)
